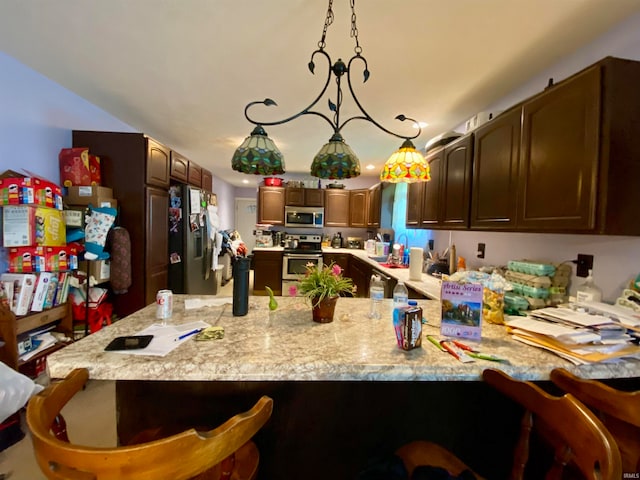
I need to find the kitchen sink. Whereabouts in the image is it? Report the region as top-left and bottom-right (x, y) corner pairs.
(367, 255), (388, 263)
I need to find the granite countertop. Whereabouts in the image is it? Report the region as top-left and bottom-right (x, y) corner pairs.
(254, 246), (442, 300)
(47, 295), (640, 382)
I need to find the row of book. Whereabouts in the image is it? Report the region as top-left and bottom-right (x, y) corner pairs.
(0, 272), (73, 316)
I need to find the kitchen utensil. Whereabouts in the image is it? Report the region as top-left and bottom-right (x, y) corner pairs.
(331, 232), (343, 248)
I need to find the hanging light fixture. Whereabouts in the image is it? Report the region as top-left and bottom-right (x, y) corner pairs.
(232, 0), (429, 182)
(231, 123), (285, 175)
(380, 138), (430, 183)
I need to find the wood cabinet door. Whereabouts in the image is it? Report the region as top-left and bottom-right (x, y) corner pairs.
(201, 169), (213, 192)
(348, 256), (371, 298)
(517, 65), (600, 231)
(188, 162), (202, 187)
(367, 183), (381, 228)
(304, 189), (325, 207)
(170, 152), (189, 182)
(146, 138), (170, 187)
(145, 186), (169, 304)
(406, 182), (423, 226)
(419, 148), (443, 227)
(349, 190), (368, 227)
(258, 187), (285, 225)
(285, 187), (304, 206)
(252, 251), (283, 295)
(324, 190), (350, 227)
(471, 108), (521, 229)
(323, 253), (350, 275)
(440, 135), (473, 229)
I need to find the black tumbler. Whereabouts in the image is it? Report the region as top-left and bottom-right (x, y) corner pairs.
(232, 256), (251, 316)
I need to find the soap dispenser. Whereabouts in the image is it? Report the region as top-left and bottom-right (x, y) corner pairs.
(576, 269), (602, 303)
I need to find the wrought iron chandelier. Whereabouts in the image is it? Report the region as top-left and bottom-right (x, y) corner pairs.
(231, 0), (430, 182)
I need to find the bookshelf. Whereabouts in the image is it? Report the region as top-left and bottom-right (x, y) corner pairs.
(0, 302), (72, 371)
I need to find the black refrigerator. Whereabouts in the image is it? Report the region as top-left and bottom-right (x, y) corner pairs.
(168, 183), (217, 294)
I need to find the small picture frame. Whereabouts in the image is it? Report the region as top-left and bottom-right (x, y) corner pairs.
(440, 281), (483, 340)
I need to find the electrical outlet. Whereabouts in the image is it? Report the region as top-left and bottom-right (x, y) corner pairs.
(576, 254), (594, 278)
(477, 243), (486, 259)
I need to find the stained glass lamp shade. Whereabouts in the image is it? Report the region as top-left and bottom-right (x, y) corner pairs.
(231, 125), (285, 175)
(310, 133), (361, 179)
(380, 139), (430, 183)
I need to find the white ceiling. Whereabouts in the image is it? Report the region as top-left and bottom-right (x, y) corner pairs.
(2, 0), (639, 187)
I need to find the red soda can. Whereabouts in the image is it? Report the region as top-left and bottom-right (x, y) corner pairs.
(156, 289), (173, 322)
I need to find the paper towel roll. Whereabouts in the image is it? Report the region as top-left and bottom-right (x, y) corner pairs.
(409, 247), (423, 280)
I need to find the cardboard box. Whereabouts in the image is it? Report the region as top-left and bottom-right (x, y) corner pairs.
(2, 206), (66, 247)
(65, 186), (114, 206)
(42, 245), (78, 272)
(5, 246), (43, 273)
(0, 170), (63, 210)
(63, 206), (88, 228)
(59, 147), (91, 187)
(79, 259), (110, 284)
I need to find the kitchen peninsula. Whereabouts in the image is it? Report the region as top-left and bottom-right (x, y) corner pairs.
(47, 296), (640, 479)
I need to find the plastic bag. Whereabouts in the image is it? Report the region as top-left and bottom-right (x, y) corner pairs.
(0, 361), (43, 423)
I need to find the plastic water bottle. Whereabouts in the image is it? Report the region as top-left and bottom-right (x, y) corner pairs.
(393, 282), (409, 311)
(369, 274), (385, 319)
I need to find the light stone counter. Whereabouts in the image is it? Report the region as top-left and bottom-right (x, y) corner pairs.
(47, 295), (640, 382)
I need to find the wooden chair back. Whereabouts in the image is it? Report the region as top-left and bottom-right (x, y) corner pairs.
(550, 367), (640, 474)
(483, 368), (622, 480)
(26, 368), (273, 480)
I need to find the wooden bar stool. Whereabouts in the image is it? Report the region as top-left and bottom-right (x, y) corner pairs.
(396, 369), (622, 480)
(26, 368), (273, 480)
(550, 367), (640, 474)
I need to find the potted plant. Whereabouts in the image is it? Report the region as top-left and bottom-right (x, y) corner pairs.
(298, 262), (355, 323)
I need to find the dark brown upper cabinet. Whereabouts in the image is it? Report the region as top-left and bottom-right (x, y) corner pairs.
(349, 189), (368, 228)
(470, 107), (521, 229)
(405, 136), (472, 230)
(517, 65), (600, 232)
(146, 138), (170, 188)
(201, 168), (213, 192)
(170, 151), (189, 183)
(516, 57), (640, 235)
(258, 186), (285, 225)
(367, 183), (381, 228)
(187, 161), (202, 188)
(439, 135), (473, 229)
(285, 187), (324, 207)
(324, 189), (350, 227)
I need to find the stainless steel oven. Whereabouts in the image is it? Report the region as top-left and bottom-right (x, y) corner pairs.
(282, 252), (323, 280)
(281, 234), (323, 295)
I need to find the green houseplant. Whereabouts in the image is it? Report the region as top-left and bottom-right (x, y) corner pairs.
(298, 262), (355, 323)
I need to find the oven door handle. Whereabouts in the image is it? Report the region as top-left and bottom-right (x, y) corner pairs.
(283, 253), (323, 258)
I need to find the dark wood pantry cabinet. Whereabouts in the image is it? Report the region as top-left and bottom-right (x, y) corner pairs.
(72, 131), (170, 317)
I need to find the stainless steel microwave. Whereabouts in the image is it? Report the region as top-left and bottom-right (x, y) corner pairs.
(284, 206), (324, 228)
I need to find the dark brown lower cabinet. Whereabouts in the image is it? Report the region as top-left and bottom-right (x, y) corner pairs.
(252, 251), (283, 296)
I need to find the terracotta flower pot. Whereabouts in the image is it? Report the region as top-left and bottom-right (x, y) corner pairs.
(311, 296), (338, 323)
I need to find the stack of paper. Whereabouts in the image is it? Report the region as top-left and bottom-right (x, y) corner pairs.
(506, 306), (640, 365)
